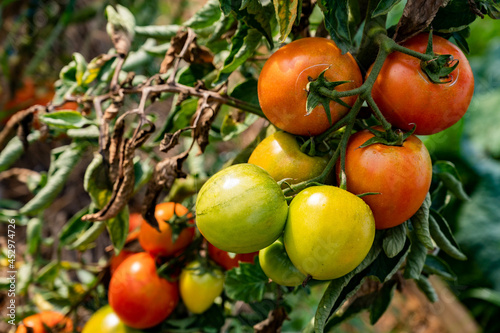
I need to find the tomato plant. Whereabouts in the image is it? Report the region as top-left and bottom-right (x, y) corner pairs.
(196, 163), (288, 253)
(82, 305), (143, 333)
(248, 131), (328, 184)
(138, 202), (195, 257)
(259, 238), (306, 287)
(258, 37), (362, 136)
(207, 242), (257, 271)
(341, 128), (433, 229)
(15, 311), (73, 333)
(284, 186), (375, 280)
(108, 253), (179, 329)
(179, 260), (225, 314)
(110, 249), (137, 275)
(125, 212), (143, 243)
(371, 33), (474, 135)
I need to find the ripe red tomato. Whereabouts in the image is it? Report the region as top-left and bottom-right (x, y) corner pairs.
(110, 249), (136, 275)
(371, 33), (474, 135)
(138, 202), (195, 257)
(258, 37), (362, 136)
(207, 242), (257, 270)
(341, 128), (432, 229)
(16, 311), (73, 333)
(248, 131), (328, 184)
(109, 252), (179, 329)
(126, 212), (143, 243)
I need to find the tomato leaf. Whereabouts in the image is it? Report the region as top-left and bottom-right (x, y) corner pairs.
(372, 0), (403, 18)
(68, 221), (107, 251)
(0, 132), (40, 172)
(220, 111), (259, 141)
(433, 160), (469, 201)
(36, 261), (60, 285)
(423, 254), (457, 281)
(416, 275), (438, 302)
(410, 193), (434, 249)
(370, 280), (397, 324)
(134, 25), (181, 40)
(106, 206), (129, 255)
(382, 222), (407, 258)
(403, 226), (428, 280)
(273, 0), (299, 42)
(230, 79), (259, 106)
(431, 0), (478, 33)
(39, 111), (94, 129)
(184, 0), (221, 29)
(26, 217), (42, 255)
(59, 206), (91, 247)
(224, 258), (268, 303)
(318, 0), (352, 53)
(84, 153), (113, 209)
(429, 209), (467, 260)
(369, 238), (411, 282)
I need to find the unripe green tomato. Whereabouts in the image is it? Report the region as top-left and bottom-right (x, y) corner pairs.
(284, 186), (375, 280)
(196, 163), (288, 253)
(179, 261), (225, 314)
(82, 305), (143, 333)
(248, 131), (328, 184)
(259, 238), (306, 287)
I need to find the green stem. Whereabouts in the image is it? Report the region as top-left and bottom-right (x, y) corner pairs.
(379, 35), (434, 62)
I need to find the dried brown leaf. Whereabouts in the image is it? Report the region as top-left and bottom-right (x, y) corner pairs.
(393, 0), (450, 43)
(191, 96), (222, 153)
(253, 307), (288, 333)
(0, 105), (42, 151)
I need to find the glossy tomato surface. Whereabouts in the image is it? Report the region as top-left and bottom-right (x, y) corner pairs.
(109, 252), (179, 329)
(207, 242), (257, 271)
(16, 311), (73, 333)
(259, 238), (306, 287)
(341, 128), (432, 229)
(284, 186), (375, 280)
(248, 131), (328, 184)
(179, 261), (225, 314)
(82, 305), (143, 333)
(138, 202), (195, 257)
(371, 33), (474, 135)
(196, 163), (288, 253)
(258, 37), (362, 136)
(125, 212), (143, 243)
(110, 249), (136, 275)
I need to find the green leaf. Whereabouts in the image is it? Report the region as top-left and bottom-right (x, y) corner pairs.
(230, 79), (259, 106)
(0, 132), (40, 172)
(80, 54), (117, 86)
(429, 210), (467, 260)
(433, 160), (469, 201)
(432, 0), (477, 33)
(26, 217), (42, 255)
(36, 261), (60, 285)
(133, 157), (154, 193)
(106, 207), (129, 255)
(382, 222), (407, 258)
(370, 280), (397, 324)
(424, 255), (457, 281)
(220, 112), (259, 141)
(404, 227), (428, 280)
(219, 24), (262, 75)
(67, 126), (100, 140)
(84, 153), (113, 208)
(69, 221), (106, 251)
(480, 0), (500, 19)
(318, 0), (352, 53)
(274, 0), (299, 42)
(410, 193), (434, 249)
(219, 0), (273, 48)
(134, 25), (181, 39)
(178, 63), (216, 87)
(184, 0), (221, 29)
(17, 262), (34, 295)
(372, 0), (403, 17)
(224, 258), (268, 302)
(20, 144), (85, 215)
(416, 275), (438, 302)
(72, 53), (88, 87)
(59, 206), (91, 246)
(461, 288), (500, 307)
(39, 111), (93, 129)
(370, 238), (411, 282)
(106, 4), (136, 40)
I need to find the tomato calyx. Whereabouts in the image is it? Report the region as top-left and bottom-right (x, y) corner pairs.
(305, 68), (352, 125)
(420, 31), (460, 84)
(358, 125), (416, 148)
(164, 209), (195, 243)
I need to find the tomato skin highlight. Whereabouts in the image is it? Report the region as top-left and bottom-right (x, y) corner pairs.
(82, 305), (143, 333)
(207, 242), (257, 271)
(371, 33), (474, 135)
(248, 131), (328, 184)
(15, 311), (73, 333)
(341, 128), (432, 229)
(138, 202), (195, 257)
(284, 186), (375, 280)
(259, 238), (306, 287)
(179, 261), (225, 314)
(108, 252), (179, 329)
(196, 163), (288, 254)
(258, 37), (362, 136)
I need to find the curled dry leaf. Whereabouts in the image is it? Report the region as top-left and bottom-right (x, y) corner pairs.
(0, 105), (43, 151)
(393, 0), (450, 43)
(253, 307), (288, 333)
(192, 94), (222, 153)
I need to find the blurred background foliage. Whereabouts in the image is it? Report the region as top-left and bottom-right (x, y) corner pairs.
(1, 0), (500, 332)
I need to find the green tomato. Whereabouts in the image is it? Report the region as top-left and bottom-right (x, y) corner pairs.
(259, 238), (306, 287)
(82, 305), (143, 333)
(284, 186), (375, 280)
(179, 261), (225, 314)
(196, 163), (289, 253)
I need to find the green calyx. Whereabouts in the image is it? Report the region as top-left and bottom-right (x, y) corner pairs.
(359, 125), (416, 148)
(420, 31), (460, 84)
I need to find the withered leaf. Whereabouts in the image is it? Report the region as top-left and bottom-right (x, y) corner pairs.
(393, 0), (450, 43)
(0, 105), (42, 151)
(253, 307), (288, 333)
(192, 96), (222, 153)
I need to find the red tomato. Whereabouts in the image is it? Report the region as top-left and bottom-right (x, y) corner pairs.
(15, 311), (73, 333)
(371, 33), (474, 135)
(138, 202), (195, 257)
(258, 37), (362, 136)
(207, 242), (257, 270)
(126, 212), (143, 243)
(110, 249), (136, 275)
(340, 128), (432, 229)
(109, 252), (179, 329)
